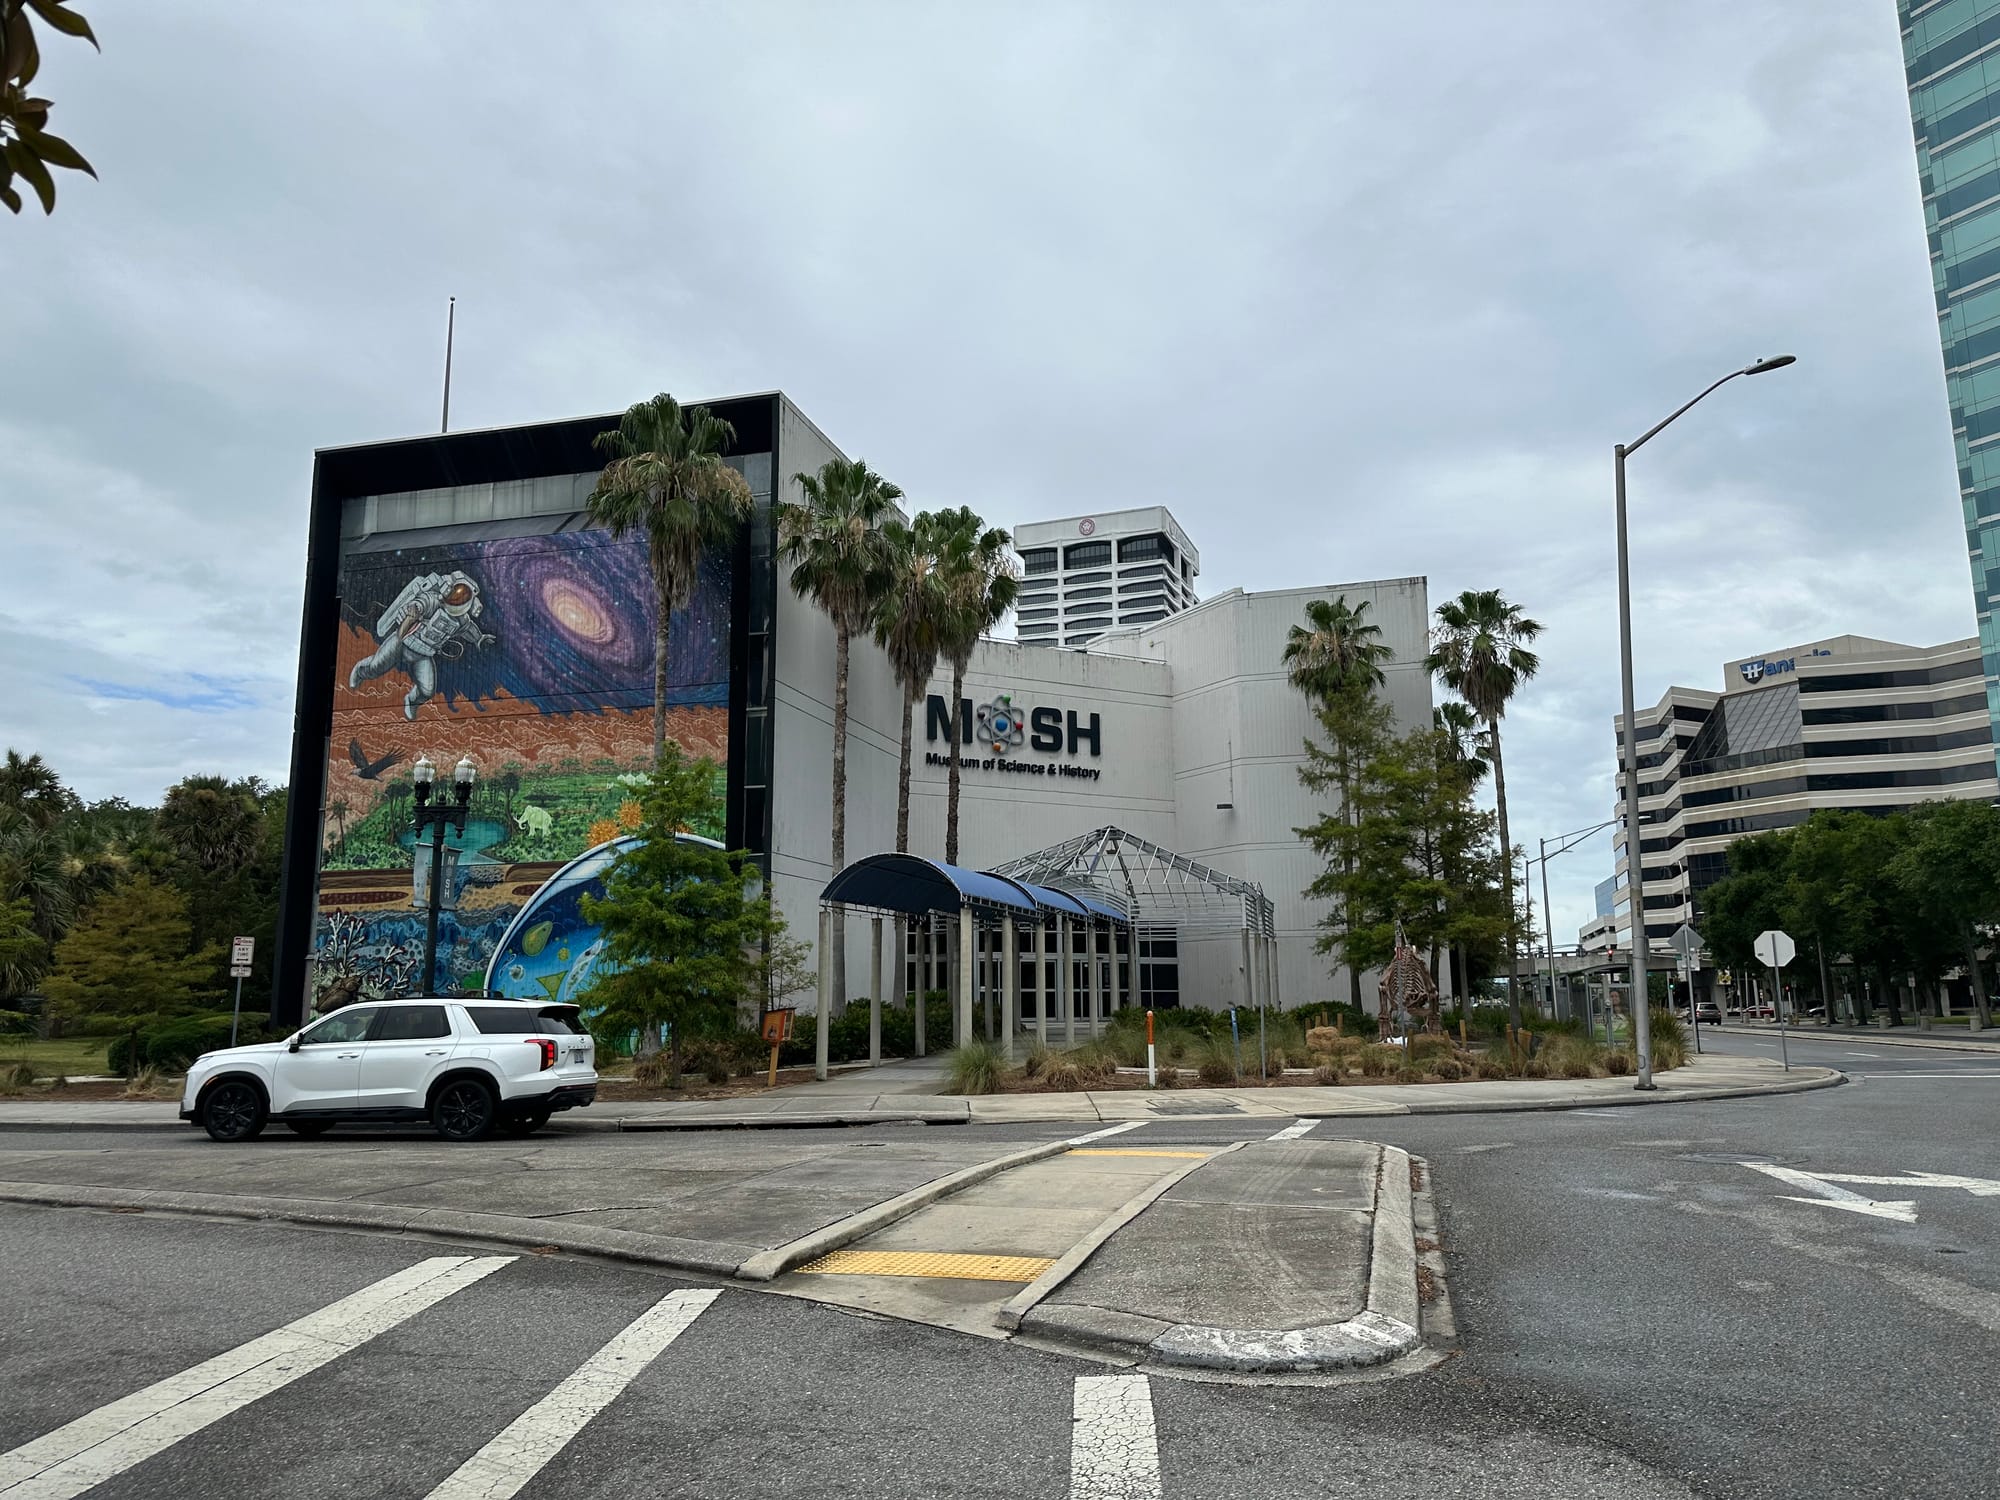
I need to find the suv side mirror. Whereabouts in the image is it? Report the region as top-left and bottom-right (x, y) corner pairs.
(287, 1038), (302, 1053)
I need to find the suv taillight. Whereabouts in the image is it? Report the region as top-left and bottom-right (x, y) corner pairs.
(527, 1038), (556, 1071)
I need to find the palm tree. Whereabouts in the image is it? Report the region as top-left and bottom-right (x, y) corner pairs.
(1432, 701), (1490, 788)
(777, 458), (903, 879)
(587, 394), (756, 762)
(1425, 588), (1543, 1033)
(0, 751), (74, 829)
(874, 515), (950, 855)
(158, 776), (262, 875)
(1281, 597), (1390, 701)
(1283, 596), (1394, 1011)
(328, 797), (351, 859)
(931, 507), (1019, 866)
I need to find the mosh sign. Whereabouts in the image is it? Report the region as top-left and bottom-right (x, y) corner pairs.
(926, 692), (1102, 757)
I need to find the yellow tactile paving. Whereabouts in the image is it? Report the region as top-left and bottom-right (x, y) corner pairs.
(792, 1250), (1056, 1282)
(1065, 1148), (1212, 1159)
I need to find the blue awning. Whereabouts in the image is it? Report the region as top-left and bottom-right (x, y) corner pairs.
(994, 877), (1110, 922)
(1071, 892), (1131, 925)
(821, 854), (1038, 918)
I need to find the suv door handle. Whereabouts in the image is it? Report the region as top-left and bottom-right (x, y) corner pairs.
(337, 1051), (361, 1059)
(424, 1049), (448, 1056)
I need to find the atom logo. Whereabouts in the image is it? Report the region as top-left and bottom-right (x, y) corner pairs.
(976, 692), (1026, 755)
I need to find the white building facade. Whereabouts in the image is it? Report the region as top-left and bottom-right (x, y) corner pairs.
(1012, 507), (1200, 648)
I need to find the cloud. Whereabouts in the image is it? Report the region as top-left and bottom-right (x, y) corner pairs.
(0, 0), (1976, 944)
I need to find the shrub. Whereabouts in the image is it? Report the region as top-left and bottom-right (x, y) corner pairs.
(1101, 1027), (1148, 1068)
(1474, 1054), (1513, 1081)
(1522, 1057), (1552, 1079)
(780, 995), (955, 1067)
(1068, 1046), (1120, 1085)
(1429, 1057), (1468, 1081)
(1264, 1047), (1290, 1074)
(6, 1060), (34, 1087)
(1152, 1064), (1178, 1088)
(1358, 1045), (1399, 1078)
(1545, 1036), (1604, 1080)
(1022, 1040), (1051, 1079)
(1041, 1058), (1086, 1091)
(1395, 1064), (1426, 1085)
(1408, 1034), (1458, 1065)
(1649, 1008), (1689, 1070)
(946, 1039), (1004, 1095)
(1195, 1037), (1238, 1086)
(1305, 1026), (1339, 1053)
(124, 1066), (169, 1098)
(1313, 1063), (1341, 1086)
(632, 1052), (680, 1088)
(1604, 1048), (1634, 1076)
(107, 1013), (266, 1075)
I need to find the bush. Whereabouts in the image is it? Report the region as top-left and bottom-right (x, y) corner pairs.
(1041, 1058), (1086, 1091)
(1522, 1057), (1552, 1079)
(1022, 1040), (1051, 1078)
(781, 995), (956, 1067)
(107, 1013), (265, 1075)
(6, 1060), (35, 1087)
(1073, 1046), (1122, 1084)
(1195, 1037), (1237, 1086)
(1305, 1026), (1339, 1053)
(1358, 1045), (1399, 1078)
(1474, 1053), (1514, 1081)
(1650, 1008), (1689, 1070)
(1429, 1057), (1469, 1081)
(946, 1039), (1005, 1095)
(1604, 1048), (1634, 1076)
(1395, 1064), (1426, 1085)
(1313, 1062), (1341, 1086)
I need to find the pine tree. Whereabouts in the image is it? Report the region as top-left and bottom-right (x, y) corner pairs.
(41, 877), (219, 1027)
(1295, 681), (1395, 997)
(580, 742), (768, 1085)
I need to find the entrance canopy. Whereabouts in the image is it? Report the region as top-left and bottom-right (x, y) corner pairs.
(821, 854), (1035, 918)
(991, 825), (1274, 937)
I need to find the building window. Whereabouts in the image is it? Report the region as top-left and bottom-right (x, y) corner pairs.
(1181, 558), (1191, 579)
(1066, 585), (1112, 601)
(1020, 548), (1056, 576)
(1121, 609), (1167, 624)
(1118, 534), (1172, 563)
(1065, 541), (1112, 569)
(1017, 607), (1059, 621)
(1799, 658), (1982, 691)
(1063, 569), (1111, 586)
(1067, 615), (1112, 630)
(1120, 592), (1167, 613)
(1118, 572), (1167, 590)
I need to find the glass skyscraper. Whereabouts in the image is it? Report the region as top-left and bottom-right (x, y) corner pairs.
(1901, 0), (2000, 766)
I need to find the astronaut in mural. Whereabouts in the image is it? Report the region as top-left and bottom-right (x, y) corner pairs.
(348, 571), (495, 719)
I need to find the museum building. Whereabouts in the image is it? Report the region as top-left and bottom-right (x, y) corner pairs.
(273, 394), (1433, 1029)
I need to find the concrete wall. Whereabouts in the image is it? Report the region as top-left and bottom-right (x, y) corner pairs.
(766, 398), (904, 1004)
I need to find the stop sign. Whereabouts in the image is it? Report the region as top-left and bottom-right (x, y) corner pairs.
(1754, 929), (1796, 970)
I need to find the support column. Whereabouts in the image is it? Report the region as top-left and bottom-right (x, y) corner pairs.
(1035, 920), (1048, 1047)
(981, 925), (994, 1041)
(869, 915), (883, 1068)
(915, 915), (929, 1058)
(947, 915), (962, 1046)
(1079, 921), (1096, 1040)
(958, 908), (977, 1048)
(1058, 915), (1074, 1048)
(1002, 918), (1019, 1063)
(814, 905), (832, 1082)
(1122, 924), (1136, 1015)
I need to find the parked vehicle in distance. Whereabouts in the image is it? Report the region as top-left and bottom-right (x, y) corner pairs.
(180, 998), (596, 1143)
(1695, 1002), (1722, 1025)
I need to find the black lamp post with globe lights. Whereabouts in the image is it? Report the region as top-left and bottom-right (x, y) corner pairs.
(410, 754), (476, 994)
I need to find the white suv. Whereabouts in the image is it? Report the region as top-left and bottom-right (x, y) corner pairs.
(180, 998), (598, 1143)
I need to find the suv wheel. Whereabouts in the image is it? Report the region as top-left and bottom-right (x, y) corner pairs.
(202, 1081), (267, 1143)
(500, 1106), (552, 1139)
(432, 1078), (497, 1142)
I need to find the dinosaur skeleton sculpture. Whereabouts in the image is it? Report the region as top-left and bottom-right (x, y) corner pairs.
(1376, 921), (1441, 1039)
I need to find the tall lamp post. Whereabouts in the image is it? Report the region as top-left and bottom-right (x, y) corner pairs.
(1617, 354), (1795, 1088)
(411, 754), (476, 995)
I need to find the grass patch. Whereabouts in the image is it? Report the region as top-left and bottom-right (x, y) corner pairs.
(2, 1037), (110, 1077)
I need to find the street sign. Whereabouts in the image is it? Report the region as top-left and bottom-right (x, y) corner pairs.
(229, 965), (252, 979)
(1670, 923), (1700, 962)
(230, 936), (256, 967)
(1754, 929), (1796, 969)
(227, 937), (256, 1048)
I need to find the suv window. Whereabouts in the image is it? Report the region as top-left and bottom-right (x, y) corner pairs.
(371, 1005), (450, 1041)
(299, 1007), (377, 1046)
(465, 1005), (582, 1036)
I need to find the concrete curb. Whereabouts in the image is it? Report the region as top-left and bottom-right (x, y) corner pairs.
(0, 1179), (751, 1277)
(1394, 1066), (1847, 1113)
(0, 1108), (970, 1136)
(0, 1118), (183, 1134)
(1015, 1140), (1425, 1375)
(733, 1137), (1077, 1282)
(994, 1141), (1248, 1333)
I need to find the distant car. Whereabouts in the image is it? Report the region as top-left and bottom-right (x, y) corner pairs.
(1695, 1002), (1722, 1025)
(1806, 1006), (1826, 1021)
(179, 997), (597, 1143)
(1745, 1004), (1777, 1020)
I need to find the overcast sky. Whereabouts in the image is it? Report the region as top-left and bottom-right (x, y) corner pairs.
(0, 2), (1967, 941)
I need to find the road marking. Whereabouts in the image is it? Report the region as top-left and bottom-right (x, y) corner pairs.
(794, 1249), (1056, 1281)
(1794, 1169), (2000, 1197)
(1854, 1072), (2000, 1079)
(1843, 1052), (1889, 1059)
(424, 1287), (720, 1500)
(0, 1255), (513, 1500)
(1067, 1148), (1211, 1159)
(1740, 1163), (1917, 1222)
(1571, 1110), (1625, 1117)
(1268, 1119), (1318, 1140)
(1069, 1374), (1161, 1500)
(1068, 1121), (1146, 1145)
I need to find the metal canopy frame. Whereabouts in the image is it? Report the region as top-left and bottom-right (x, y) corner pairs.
(990, 826), (1275, 939)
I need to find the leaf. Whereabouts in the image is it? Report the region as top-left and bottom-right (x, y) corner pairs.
(0, 177), (20, 214)
(20, 124), (90, 175)
(12, 142), (53, 211)
(3, 7), (41, 87)
(24, 0), (98, 48)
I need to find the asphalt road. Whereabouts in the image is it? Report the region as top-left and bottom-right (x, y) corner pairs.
(2, 1034), (1993, 1499)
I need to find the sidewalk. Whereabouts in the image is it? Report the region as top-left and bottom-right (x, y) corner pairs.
(0, 1052), (1838, 1134)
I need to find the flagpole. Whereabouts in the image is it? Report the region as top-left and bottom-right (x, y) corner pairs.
(441, 296), (455, 433)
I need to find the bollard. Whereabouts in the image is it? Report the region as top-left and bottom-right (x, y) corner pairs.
(1146, 1008), (1157, 1087)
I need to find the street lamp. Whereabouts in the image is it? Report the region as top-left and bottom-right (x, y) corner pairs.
(410, 754), (476, 995)
(1616, 354), (1795, 1089)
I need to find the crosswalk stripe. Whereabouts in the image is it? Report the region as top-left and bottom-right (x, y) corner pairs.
(0, 1254), (513, 1500)
(1267, 1119), (1318, 1141)
(1069, 1374), (1161, 1500)
(1067, 1121), (1146, 1145)
(423, 1288), (721, 1500)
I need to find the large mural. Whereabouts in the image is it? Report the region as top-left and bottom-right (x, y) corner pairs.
(312, 526), (731, 1003)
